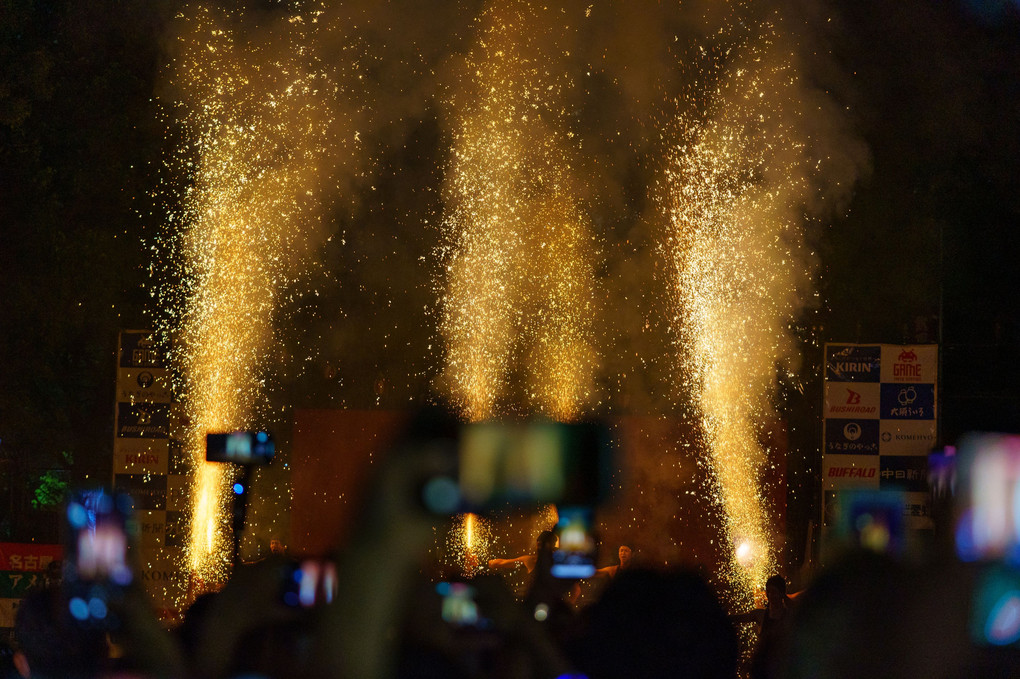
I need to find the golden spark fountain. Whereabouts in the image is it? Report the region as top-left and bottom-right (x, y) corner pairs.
(437, 1), (597, 576)
(438, 0), (598, 424)
(156, 1), (350, 589)
(661, 13), (815, 597)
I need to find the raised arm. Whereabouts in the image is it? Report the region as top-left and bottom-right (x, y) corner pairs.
(591, 565), (618, 579)
(729, 608), (765, 625)
(488, 555), (532, 571)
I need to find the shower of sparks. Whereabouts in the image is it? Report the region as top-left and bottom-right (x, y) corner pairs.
(438, 0), (598, 423)
(154, 1), (351, 587)
(447, 513), (495, 576)
(661, 14), (815, 597)
(440, 500), (558, 578)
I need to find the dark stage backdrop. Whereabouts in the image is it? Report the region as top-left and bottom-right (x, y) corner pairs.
(289, 410), (787, 584)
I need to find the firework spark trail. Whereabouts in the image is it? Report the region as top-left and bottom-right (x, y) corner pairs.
(156, 2), (352, 585)
(662, 15), (815, 596)
(446, 512), (495, 576)
(439, 0), (598, 423)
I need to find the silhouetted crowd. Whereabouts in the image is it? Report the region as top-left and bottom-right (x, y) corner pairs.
(8, 545), (1020, 679)
(5, 420), (1020, 679)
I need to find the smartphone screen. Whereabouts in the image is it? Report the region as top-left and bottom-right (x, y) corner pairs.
(456, 421), (610, 513)
(282, 559), (338, 608)
(436, 581), (491, 628)
(971, 563), (1020, 647)
(954, 433), (1020, 563)
(66, 490), (133, 586)
(206, 431), (275, 465)
(64, 489), (134, 626)
(552, 506), (597, 578)
(835, 489), (907, 557)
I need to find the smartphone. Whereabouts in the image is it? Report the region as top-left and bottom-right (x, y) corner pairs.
(834, 489), (907, 557)
(955, 433), (1020, 563)
(970, 563), (1020, 648)
(552, 506), (597, 578)
(64, 489), (135, 626)
(206, 431), (275, 465)
(281, 558), (338, 608)
(454, 421), (612, 513)
(436, 581), (491, 629)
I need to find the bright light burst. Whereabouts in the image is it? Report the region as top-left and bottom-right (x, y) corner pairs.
(661, 13), (815, 596)
(155, 1), (350, 587)
(439, 0), (598, 423)
(447, 512), (495, 576)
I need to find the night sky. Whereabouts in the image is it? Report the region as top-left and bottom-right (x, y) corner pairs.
(1, 0), (1018, 550)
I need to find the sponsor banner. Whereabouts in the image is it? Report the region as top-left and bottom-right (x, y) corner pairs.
(0, 571), (46, 598)
(136, 510), (167, 547)
(825, 418), (880, 455)
(0, 598), (19, 629)
(118, 331), (163, 369)
(114, 474), (167, 511)
(823, 455), (880, 491)
(880, 383), (936, 420)
(165, 510), (186, 548)
(0, 544), (62, 571)
(116, 367), (171, 404)
(879, 420), (938, 455)
(113, 439), (170, 475)
(824, 381), (880, 419)
(879, 455), (930, 492)
(116, 402), (171, 439)
(826, 345), (881, 382)
(903, 491), (934, 530)
(880, 345), (938, 384)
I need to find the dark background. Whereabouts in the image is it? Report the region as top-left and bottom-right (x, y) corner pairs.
(1, 0), (1017, 571)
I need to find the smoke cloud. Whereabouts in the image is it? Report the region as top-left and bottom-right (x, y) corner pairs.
(153, 0), (868, 569)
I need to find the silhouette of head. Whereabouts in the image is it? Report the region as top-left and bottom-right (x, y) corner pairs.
(765, 574), (787, 606)
(536, 530), (558, 552)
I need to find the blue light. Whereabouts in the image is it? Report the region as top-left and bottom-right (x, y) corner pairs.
(956, 509), (979, 562)
(88, 597), (108, 620)
(233, 483), (244, 495)
(67, 503), (87, 529)
(69, 597), (89, 621)
(421, 476), (460, 515)
(256, 432), (268, 443)
(985, 591), (1020, 646)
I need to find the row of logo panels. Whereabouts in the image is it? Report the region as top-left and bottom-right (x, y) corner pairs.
(822, 454), (931, 493)
(823, 382), (935, 420)
(113, 438), (191, 475)
(115, 402), (177, 439)
(116, 367), (171, 405)
(112, 473), (190, 513)
(825, 344), (937, 384)
(824, 419), (936, 456)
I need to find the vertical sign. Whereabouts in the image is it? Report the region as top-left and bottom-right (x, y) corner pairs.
(113, 331), (188, 619)
(822, 344), (938, 538)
